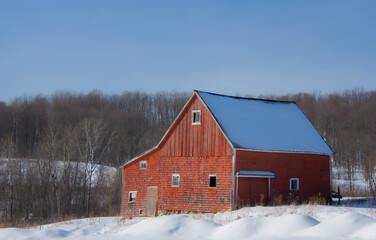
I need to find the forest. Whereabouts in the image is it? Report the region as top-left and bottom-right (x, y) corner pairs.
(0, 89), (375, 226)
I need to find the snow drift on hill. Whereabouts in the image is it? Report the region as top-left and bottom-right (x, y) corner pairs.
(1, 204), (375, 240)
(0, 158), (116, 185)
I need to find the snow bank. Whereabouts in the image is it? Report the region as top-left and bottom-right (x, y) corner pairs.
(1, 205), (375, 240)
(300, 212), (376, 239)
(212, 214), (319, 240)
(116, 215), (220, 240)
(200, 204), (376, 223)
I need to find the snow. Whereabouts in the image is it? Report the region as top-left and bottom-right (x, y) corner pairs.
(332, 166), (372, 192)
(300, 212), (376, 239)
(236, 170), (275, 177)
(1, 204), (375, 240)
(196, 91), (333, 155)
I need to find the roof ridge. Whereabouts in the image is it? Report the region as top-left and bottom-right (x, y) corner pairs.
(194, 90), (296, 104)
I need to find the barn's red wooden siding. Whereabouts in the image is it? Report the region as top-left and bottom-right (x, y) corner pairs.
(235, 150), (331, 203)
(158, 94), (232, 158)
(121, 150), (159, 216)
(121, 94), (234, 216)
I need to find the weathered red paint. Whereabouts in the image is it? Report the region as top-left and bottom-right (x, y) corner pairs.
(121, 94), (233, 216)
(235, 150), (331, 204)
(237, 177), (268, 206)
(121, 92), (332, 217)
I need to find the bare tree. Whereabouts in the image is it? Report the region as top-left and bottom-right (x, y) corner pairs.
(0, 135), (18, 222)
(75, 118), (114, 216)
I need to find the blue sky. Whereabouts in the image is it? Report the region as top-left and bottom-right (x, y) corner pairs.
(0, 1), (375, 102)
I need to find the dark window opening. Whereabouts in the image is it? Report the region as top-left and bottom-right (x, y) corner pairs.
(290, 178), (299, 191)
(209, 176), (217, 187)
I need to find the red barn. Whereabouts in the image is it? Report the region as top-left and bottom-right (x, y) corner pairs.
(120, 90), (333, 217)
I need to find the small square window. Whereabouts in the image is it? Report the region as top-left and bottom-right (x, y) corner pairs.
(209, 175), (217, 188)
(172, 174), (180, 187)
(128, 191), (137, 202)
(290, 178), (299, 191)
(140, 161), (147, 169)
(192, 110), (201, 125)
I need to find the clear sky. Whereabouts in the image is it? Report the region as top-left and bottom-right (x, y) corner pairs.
(1, 1), (375, 102)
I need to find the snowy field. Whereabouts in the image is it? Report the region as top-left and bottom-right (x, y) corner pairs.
(0, 158), (117, 185)
(1, 201), (375, 240)
(332, 166), (373, 192)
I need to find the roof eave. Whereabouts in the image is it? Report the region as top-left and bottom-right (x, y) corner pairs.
(235, 147), (334, 156)
(121, 92), (200, 168)
(156, 92), (197, 147)
(293, 103), (335, 155)
(119, 146), (158, 168)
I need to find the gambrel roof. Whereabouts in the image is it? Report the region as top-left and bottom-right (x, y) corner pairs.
(196, 90), (333, 155)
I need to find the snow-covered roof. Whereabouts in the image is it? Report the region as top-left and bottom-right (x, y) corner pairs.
(196, 91), (333, 155)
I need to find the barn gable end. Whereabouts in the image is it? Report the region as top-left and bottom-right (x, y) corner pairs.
(158, 93), (233, 158)
(121, 92), (234, 216)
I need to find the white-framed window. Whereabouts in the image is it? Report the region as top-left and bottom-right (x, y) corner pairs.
(192, 110), (201, 125)
(128, 191), (137, 202)
(209, 175), (217, 188)
(140, 161), (147, 169)
(172, 174), (180, 187)
(290, 178), (299, 191)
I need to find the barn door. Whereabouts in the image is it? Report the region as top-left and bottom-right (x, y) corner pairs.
(146, 186), (158, 217)
(238, 178), (268, 207)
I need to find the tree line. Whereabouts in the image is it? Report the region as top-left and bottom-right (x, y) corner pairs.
(0, 90), (189, 226)
(0, 89), (375, 226)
